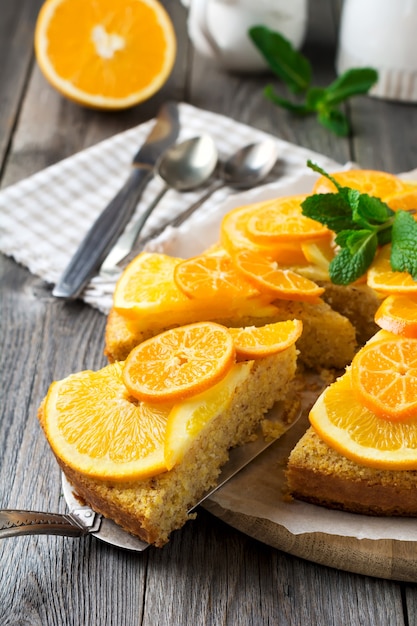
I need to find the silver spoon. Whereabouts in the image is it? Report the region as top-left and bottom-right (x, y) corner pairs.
(100, 134), (218, 274)
(161, 138), (279, 230)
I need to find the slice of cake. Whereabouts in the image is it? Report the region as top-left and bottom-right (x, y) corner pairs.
(286, 426), (417, 516)
(287, 328), (417, 517)
(104, 250), (361, 370)
(38, 321), (300, 546)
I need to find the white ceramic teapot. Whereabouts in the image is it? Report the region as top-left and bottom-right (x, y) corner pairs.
(186, 0), (308, 73)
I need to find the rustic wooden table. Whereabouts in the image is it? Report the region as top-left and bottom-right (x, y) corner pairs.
(1, 1), (417, 624)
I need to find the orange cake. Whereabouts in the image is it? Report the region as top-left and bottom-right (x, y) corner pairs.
(39, 165), (417, 544)
(39, 321), (300, 546)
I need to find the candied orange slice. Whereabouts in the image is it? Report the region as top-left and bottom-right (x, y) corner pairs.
(42, 362), (172, 481)
(375, 294), (417, 338)
(173, 252), (259, 300)
(114, 252), (193, 317)
(386, 187), (417, 211)
(311, 169), (408, 199)
(232, 250), (324, 302)
(309, 368), (417, 470)
(228, 320), (302, 359)
(245, 195), (330, 244)
(35, 0), (176, 109)
(351, 336), (417, 421)
(367, 245), (417, 295)
(123, 322), (235, 404)
(220, 202), (308, 265)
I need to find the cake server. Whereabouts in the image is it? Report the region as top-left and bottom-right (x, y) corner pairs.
(52, 101), (180, 299)
(0, 398), (301, 551)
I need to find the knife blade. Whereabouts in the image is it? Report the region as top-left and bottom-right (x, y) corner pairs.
(0, 396), (301, 551)
(52, 101), (180, 299)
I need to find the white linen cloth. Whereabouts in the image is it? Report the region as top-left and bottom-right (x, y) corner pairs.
(0, 102), (340, 314)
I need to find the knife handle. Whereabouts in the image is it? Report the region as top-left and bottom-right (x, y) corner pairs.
(53, 166), (152, 299)
(0, 509), (97, 538)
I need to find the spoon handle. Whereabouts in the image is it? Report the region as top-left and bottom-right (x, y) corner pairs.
(100, 184), (168, 274)
(170, 180), (224, 228)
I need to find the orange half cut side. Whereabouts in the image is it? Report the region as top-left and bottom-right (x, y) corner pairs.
(35, 0), (176, 109)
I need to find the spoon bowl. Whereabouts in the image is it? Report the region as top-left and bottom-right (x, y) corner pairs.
(221, 139), (279, 189)
(158, 134), (218, 191)
(166, 138), (279, 231)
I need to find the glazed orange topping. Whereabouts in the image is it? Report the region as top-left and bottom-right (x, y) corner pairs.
(123, 322), (236, 404)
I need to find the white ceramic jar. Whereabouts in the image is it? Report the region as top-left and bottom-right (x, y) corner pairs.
(186, 0), (308, 73)
(337, 0), (417, 101)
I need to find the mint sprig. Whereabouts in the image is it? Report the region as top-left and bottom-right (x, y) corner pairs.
(301, 161), (417, 284)
(249, 26), (378, 137)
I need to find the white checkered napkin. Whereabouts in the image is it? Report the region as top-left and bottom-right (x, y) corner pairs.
(0, 102), (340, 315)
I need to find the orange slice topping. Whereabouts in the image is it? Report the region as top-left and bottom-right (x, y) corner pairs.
(164, 362), (253, 470)
(232, 250), (324, 302)
(309, 368), (417, 470)
(173, 252), (259, 300)
(220, 202), (308, 265)
(367, 245), (417, 295)
(351, 336), (417, 421)
(123, 322), (235, 404)
(34, 0), (176, 109)
(42, 362), (172, 481)
(245, 195), (330, 243)
(311, 169), (408, 199)
(228, 320), (303, 359)
(375, 294), (417, 338)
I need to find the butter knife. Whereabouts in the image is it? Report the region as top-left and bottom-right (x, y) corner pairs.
(52, 101), (180, 299)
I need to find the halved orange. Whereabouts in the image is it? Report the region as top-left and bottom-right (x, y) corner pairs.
(367, 245), (417, 295)
(34, 0), (176, 109)
(232, 250), (324, 302)
(173, 252), (259, 300)
(351, 336), (417, 421)
(42, 362), (172, 481)
(245, 195), (330, 244)
(220, 202), (308, 265)
(375, 294), (417, 338)
(123, 322), (235, 404)
(309, 368), (417, 470)
(228, 320), (303, 359)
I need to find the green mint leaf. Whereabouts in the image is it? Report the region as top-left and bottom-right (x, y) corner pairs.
(329, 231), (378, 285)
(249, 26), (311, 94)
(317, 106), (350, 137)
(321, 68), (379, 106)
(263, 85), (311, 114)
(390, 210), (417, 279)
(306, 161), (346, 194)
(377, 225), (393, 246)
(354, 194), (395, 226)
(301, 193), (357, 232)
(305, 87), (327, 110)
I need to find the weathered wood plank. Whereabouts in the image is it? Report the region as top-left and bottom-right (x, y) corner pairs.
(1, 0), (416, 624)
(0, 0), (44, 171)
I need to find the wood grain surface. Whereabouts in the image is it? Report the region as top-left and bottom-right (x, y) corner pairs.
(1, 1), (417, 625)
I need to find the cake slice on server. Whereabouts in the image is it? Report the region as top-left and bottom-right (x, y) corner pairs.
(38, 320), (301, 546)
